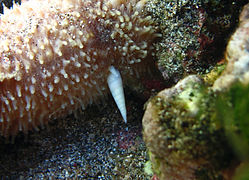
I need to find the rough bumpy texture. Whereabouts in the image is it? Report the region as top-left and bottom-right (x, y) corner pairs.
(144, 0), (248, 84)
(143, 75), (234, 180)
(0, 0), (21, 14)
(0, 0), (159, 137)
(213, 3), (249, 91)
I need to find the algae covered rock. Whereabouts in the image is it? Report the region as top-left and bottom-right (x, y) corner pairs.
(212, 4), (249, 166)
(143, 75), (233, 180)
(145, 0), (248, 84)
(142, 3), (249, 180)
(213, 4), (249, 91)
(216, 82), (249, 160)
(233, 162), (249, 180)
(142, 76), (249, 179)
(213, 81), (249, 180)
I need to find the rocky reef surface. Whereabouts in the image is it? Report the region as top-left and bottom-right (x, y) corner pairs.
(1, 0), (249, 179)
(143, 2), (249, 179)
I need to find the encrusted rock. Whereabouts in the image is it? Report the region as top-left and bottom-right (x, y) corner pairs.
(145, 0), (248, 84)
(213, 4), (249, 91)
(143, 75), (233, 180)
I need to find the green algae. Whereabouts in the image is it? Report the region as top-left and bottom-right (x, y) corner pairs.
(144, 76), (249, 179)
(216, 82), (249, 160)
(145, 77), (234, 179)
(203, 63), (226, 85)
(233, 163), (249, 180)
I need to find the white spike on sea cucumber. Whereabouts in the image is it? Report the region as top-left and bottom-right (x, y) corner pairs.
(107, 66), (127, 123)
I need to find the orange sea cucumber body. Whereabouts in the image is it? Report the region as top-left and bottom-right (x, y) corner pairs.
(0, 0), (157, 137)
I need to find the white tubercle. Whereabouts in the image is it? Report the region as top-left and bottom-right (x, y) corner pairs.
(107, 66), (127, 123)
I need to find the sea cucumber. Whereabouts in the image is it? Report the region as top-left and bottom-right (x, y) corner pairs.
(0, 0), (159, 137)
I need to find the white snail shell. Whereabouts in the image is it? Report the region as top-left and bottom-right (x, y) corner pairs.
(107, 66), (127, 123)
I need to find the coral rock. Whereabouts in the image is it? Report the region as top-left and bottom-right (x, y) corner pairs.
(213, 3), (249, 91)
(143, 75), (233, 180)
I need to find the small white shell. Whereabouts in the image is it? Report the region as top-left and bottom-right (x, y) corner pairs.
(107, 66), (127, 123)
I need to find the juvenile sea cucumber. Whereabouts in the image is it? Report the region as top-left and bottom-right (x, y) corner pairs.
(0, 0), (159, 137)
